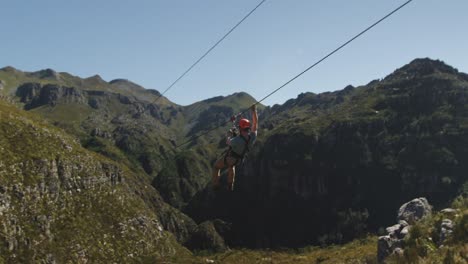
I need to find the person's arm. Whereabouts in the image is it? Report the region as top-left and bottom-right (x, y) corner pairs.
(251, 104), (258, 133)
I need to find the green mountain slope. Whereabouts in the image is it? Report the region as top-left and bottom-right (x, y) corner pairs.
(0, 99), (195, 263)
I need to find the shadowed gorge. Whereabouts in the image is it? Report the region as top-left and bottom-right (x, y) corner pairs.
(187, 58), (468, 247)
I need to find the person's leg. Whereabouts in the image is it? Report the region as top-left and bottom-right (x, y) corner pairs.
(226, 158), (237, 191)
(212, 157), (225, 189)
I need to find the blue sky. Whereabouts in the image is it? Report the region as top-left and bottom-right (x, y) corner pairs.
(1, 0), (467, 106)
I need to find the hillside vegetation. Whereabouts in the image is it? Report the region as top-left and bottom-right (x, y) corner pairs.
(0, 99), (193, 262)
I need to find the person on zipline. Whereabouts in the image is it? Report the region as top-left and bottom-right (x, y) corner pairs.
(212, 104), (258, 191)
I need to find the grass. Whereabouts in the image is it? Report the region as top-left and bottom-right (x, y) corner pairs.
(187, 237), (378, 264)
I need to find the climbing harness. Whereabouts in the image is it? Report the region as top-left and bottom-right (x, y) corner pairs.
(223, 134), (251, 166)
(220, 114), (252, 166)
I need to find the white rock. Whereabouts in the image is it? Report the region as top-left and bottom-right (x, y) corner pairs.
(386, 224), (402, 235)
(397, 197), (432, 224)
(400, 226), (411, 237)
(441, 208), (457, 215)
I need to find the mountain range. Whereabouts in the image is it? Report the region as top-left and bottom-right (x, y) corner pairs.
(0, 58), (467, 262)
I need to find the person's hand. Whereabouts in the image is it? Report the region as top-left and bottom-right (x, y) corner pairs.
(251, 104), (256, 112)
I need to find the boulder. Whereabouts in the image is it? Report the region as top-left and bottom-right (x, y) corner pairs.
(439, 219), (454, 246)
(378, 198), (433, 262)
(398, 220), (409, 227)
(379, 222), (411, 261)
(399, 226), (411, 238)
(378, 235), (403, 262)
(0, 80), (4, 90)
(397, 197), (432, 224)
(386, 224), (402, 237)
(441, 208), (458, 216)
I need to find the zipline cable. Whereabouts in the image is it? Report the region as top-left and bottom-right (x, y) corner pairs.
(143, 0), (267, 112)
(176, 0), (415, 148)
(254, 0), (414, 106)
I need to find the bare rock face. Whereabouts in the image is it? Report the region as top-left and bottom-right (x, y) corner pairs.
(16, 83), (86, 109)
(397, 197), (432, 224)
(0, 80), (5, 90)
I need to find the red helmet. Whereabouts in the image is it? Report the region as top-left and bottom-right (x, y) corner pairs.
(239, 118), (251, 129)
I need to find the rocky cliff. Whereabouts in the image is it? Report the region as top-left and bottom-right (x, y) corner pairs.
(0, 99), (193, 262)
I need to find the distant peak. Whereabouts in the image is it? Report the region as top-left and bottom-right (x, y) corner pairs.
(1, 66), (20, 72)
(234, 92), (249, 97)
(386, 58), (459, 80)
(147, 89), (162, 97)
(88, 74), (103, 79)
(109, 78), (130, 84)
(109, 78), (141, 88)
(229, 91), (255, 100)
(85, 74), (105, 83)
(25, 68), (61, 80)
(109, 78), (148, 94)
(407, 58), (456, 72)
(39, 68), (59, 78)
(203, 95), (225, 104)
(343, 85), (355, 91)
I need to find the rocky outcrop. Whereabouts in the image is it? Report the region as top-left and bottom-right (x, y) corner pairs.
(15, 82), (41, 103)
(377, 220), (411, 262)
(397, 197), (432, 224)
(16, 83), (86, 109)
(377, 198), (432, 262)
(438, 218), (454, 246)
(91, 127), (112, 139)
(0, 80), (5, 90)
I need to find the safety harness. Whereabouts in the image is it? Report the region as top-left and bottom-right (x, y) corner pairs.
(224, 134), (251, 166)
